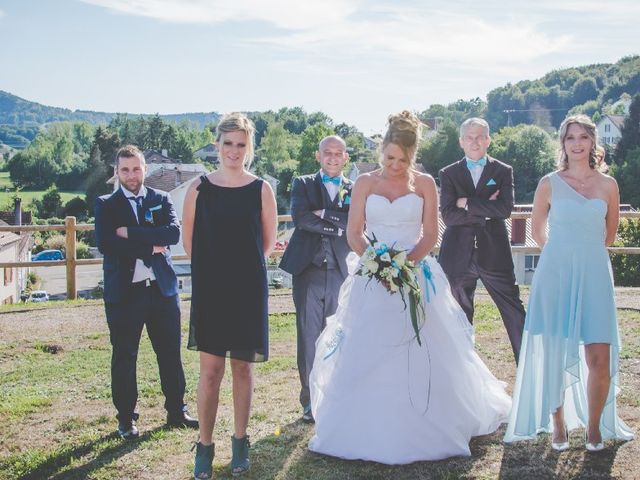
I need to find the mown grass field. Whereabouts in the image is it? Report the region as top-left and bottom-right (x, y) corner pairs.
(0, 297), (638, 479)
(0, 172), (84, 206)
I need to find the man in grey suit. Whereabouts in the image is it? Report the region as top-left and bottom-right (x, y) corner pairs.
(279, 135), (352, 423)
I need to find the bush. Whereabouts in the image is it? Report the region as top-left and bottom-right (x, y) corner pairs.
(44, 234), (66, 253)
(76, 241), (91, 259)
(610, 218), (640, 286)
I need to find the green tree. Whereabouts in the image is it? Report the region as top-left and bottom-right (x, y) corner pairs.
(489, 124), (556, 202)
(611, 147), (640, 208)
(571, 77), (599, 105)
(610, 218), (640, 286)
(63, 196), (89, 220)
(417, 120), (462, 178)
(297, 123), (335, 175)
(36, 186), (64, 219)
(145, 114), (165, 150)
(615, 94), (640, 162)
(256, 123), (300, 211)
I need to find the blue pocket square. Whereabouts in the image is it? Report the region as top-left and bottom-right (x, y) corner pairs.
(486, 178), (497, 186)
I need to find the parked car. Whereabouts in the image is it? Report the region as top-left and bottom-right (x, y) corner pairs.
(32, 249), (64, 261)
(28, 290), (49, 302)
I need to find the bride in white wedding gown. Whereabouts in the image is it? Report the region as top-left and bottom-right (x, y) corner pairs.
(308, 111), (511, 464)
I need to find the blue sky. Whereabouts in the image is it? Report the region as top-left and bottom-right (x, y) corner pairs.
(1, 0), (639, 134)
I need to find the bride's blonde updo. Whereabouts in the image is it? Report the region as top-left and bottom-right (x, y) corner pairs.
(380, 110), (422, 167)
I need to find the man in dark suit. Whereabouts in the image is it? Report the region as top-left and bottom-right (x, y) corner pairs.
(279, 135), (352, 423)
(438, 118), (525, 362)
(95, 145), (197, 439)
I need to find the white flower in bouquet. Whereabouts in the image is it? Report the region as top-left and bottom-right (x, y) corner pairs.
(380, 252), (392, 263)
(364, 247), (376, 260)
(392, 251), (407, 267)
(363, 259), (379, 274)
(381, 267), (394, 281)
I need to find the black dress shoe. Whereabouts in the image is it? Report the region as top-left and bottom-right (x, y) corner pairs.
(118, 420), (139, 440)
(166, 409), (199, 429)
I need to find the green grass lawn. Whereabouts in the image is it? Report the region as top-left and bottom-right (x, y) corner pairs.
(0, 300), (638, 479)
(0, 171), (84, 207)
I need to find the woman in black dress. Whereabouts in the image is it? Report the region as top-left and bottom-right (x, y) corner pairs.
(183, 112), (277, 479)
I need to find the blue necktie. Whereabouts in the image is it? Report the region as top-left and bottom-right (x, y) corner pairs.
(322, 174), (341, 185)
(130, 196), (144, 224)
(466, 157), (487, 170)
(130, 196), (152, 267)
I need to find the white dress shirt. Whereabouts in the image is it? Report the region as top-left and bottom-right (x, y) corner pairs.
(321, 170), (341, 201)
(466, 158), (485, 188)
(121, 185), (156, 283)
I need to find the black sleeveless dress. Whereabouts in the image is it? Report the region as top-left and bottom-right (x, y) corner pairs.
(187, 176), (268, 362)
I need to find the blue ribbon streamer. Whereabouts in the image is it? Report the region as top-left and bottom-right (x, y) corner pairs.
(322, 327), (344, 360)
(419, 260), (437, 303)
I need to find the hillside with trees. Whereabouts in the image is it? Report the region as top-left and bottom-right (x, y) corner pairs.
(2, 55), (640, 218)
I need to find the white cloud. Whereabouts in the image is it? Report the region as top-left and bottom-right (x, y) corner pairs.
(0, 9), (5, 19)
(255, 8), (572, 70)
(78, 0), (361, 29)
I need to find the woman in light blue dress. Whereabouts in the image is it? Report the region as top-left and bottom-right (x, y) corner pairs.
(504, 114), (634, 451)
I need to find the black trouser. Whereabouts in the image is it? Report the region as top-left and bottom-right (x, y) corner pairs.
(105, 281), (185, 422)
(448, 250), (526, 363)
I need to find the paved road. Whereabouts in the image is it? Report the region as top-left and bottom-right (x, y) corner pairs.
(33, 264), (103, 300)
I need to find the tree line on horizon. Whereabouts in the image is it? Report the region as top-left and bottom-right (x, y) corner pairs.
(0, 55), (639, 217)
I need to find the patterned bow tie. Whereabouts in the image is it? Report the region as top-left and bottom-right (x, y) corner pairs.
(322, 174), (341, 185)
(466, 157), (487, 169)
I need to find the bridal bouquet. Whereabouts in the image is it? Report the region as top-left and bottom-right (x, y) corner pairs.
(356, 233), (425, 345)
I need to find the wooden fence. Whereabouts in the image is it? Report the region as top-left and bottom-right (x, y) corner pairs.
(1, 212), (640, 300)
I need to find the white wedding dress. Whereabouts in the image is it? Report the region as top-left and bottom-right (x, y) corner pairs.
(308, 193), (512, 464)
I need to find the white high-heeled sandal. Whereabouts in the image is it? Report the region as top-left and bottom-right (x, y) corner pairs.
(551, 423), (570, 452)
(585, 430), (604, 452)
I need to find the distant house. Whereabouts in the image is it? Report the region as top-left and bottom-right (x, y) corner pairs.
(363, 136), (380, 150)
(346, 162), (426, 182)
(597, 115), (625, 147)
(143, 149), (176, 164)
(421, 118), (441, 140)
(194, 143), (219, 164)
(0, 199), (34, 303)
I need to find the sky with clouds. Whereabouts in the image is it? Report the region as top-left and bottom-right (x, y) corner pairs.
(1, 0), (638, 133)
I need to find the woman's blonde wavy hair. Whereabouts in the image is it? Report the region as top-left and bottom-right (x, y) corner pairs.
(557, 114), (607, 172)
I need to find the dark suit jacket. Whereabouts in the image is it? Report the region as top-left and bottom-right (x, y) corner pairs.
(438, 156), (515, 276)
(95, 187), (180, 303)
(279, 172), (352, 278)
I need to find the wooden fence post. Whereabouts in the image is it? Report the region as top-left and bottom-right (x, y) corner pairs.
(65, 216), (77, 300)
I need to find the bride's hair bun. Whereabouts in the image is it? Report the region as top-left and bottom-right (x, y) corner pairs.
(383, 110), (421, 156)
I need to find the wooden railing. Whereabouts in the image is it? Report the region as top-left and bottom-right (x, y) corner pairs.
(1, 212), (639, 300)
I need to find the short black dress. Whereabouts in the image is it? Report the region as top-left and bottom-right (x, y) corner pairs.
(188, 176), (268, 362)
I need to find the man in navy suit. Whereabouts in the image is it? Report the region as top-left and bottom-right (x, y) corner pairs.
(279, 135), (352, 423)
(95, 145), (197, 439)
(438, 118), (525, 363)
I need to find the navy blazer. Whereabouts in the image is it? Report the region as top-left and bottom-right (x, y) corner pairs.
(95, 187), (180, 303)
(438, 156), (515, 276)
(279, 172), (352, 278)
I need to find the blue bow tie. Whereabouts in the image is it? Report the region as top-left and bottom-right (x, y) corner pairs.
(466, 157), (487, 169)
(322, 174), (341, 185)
